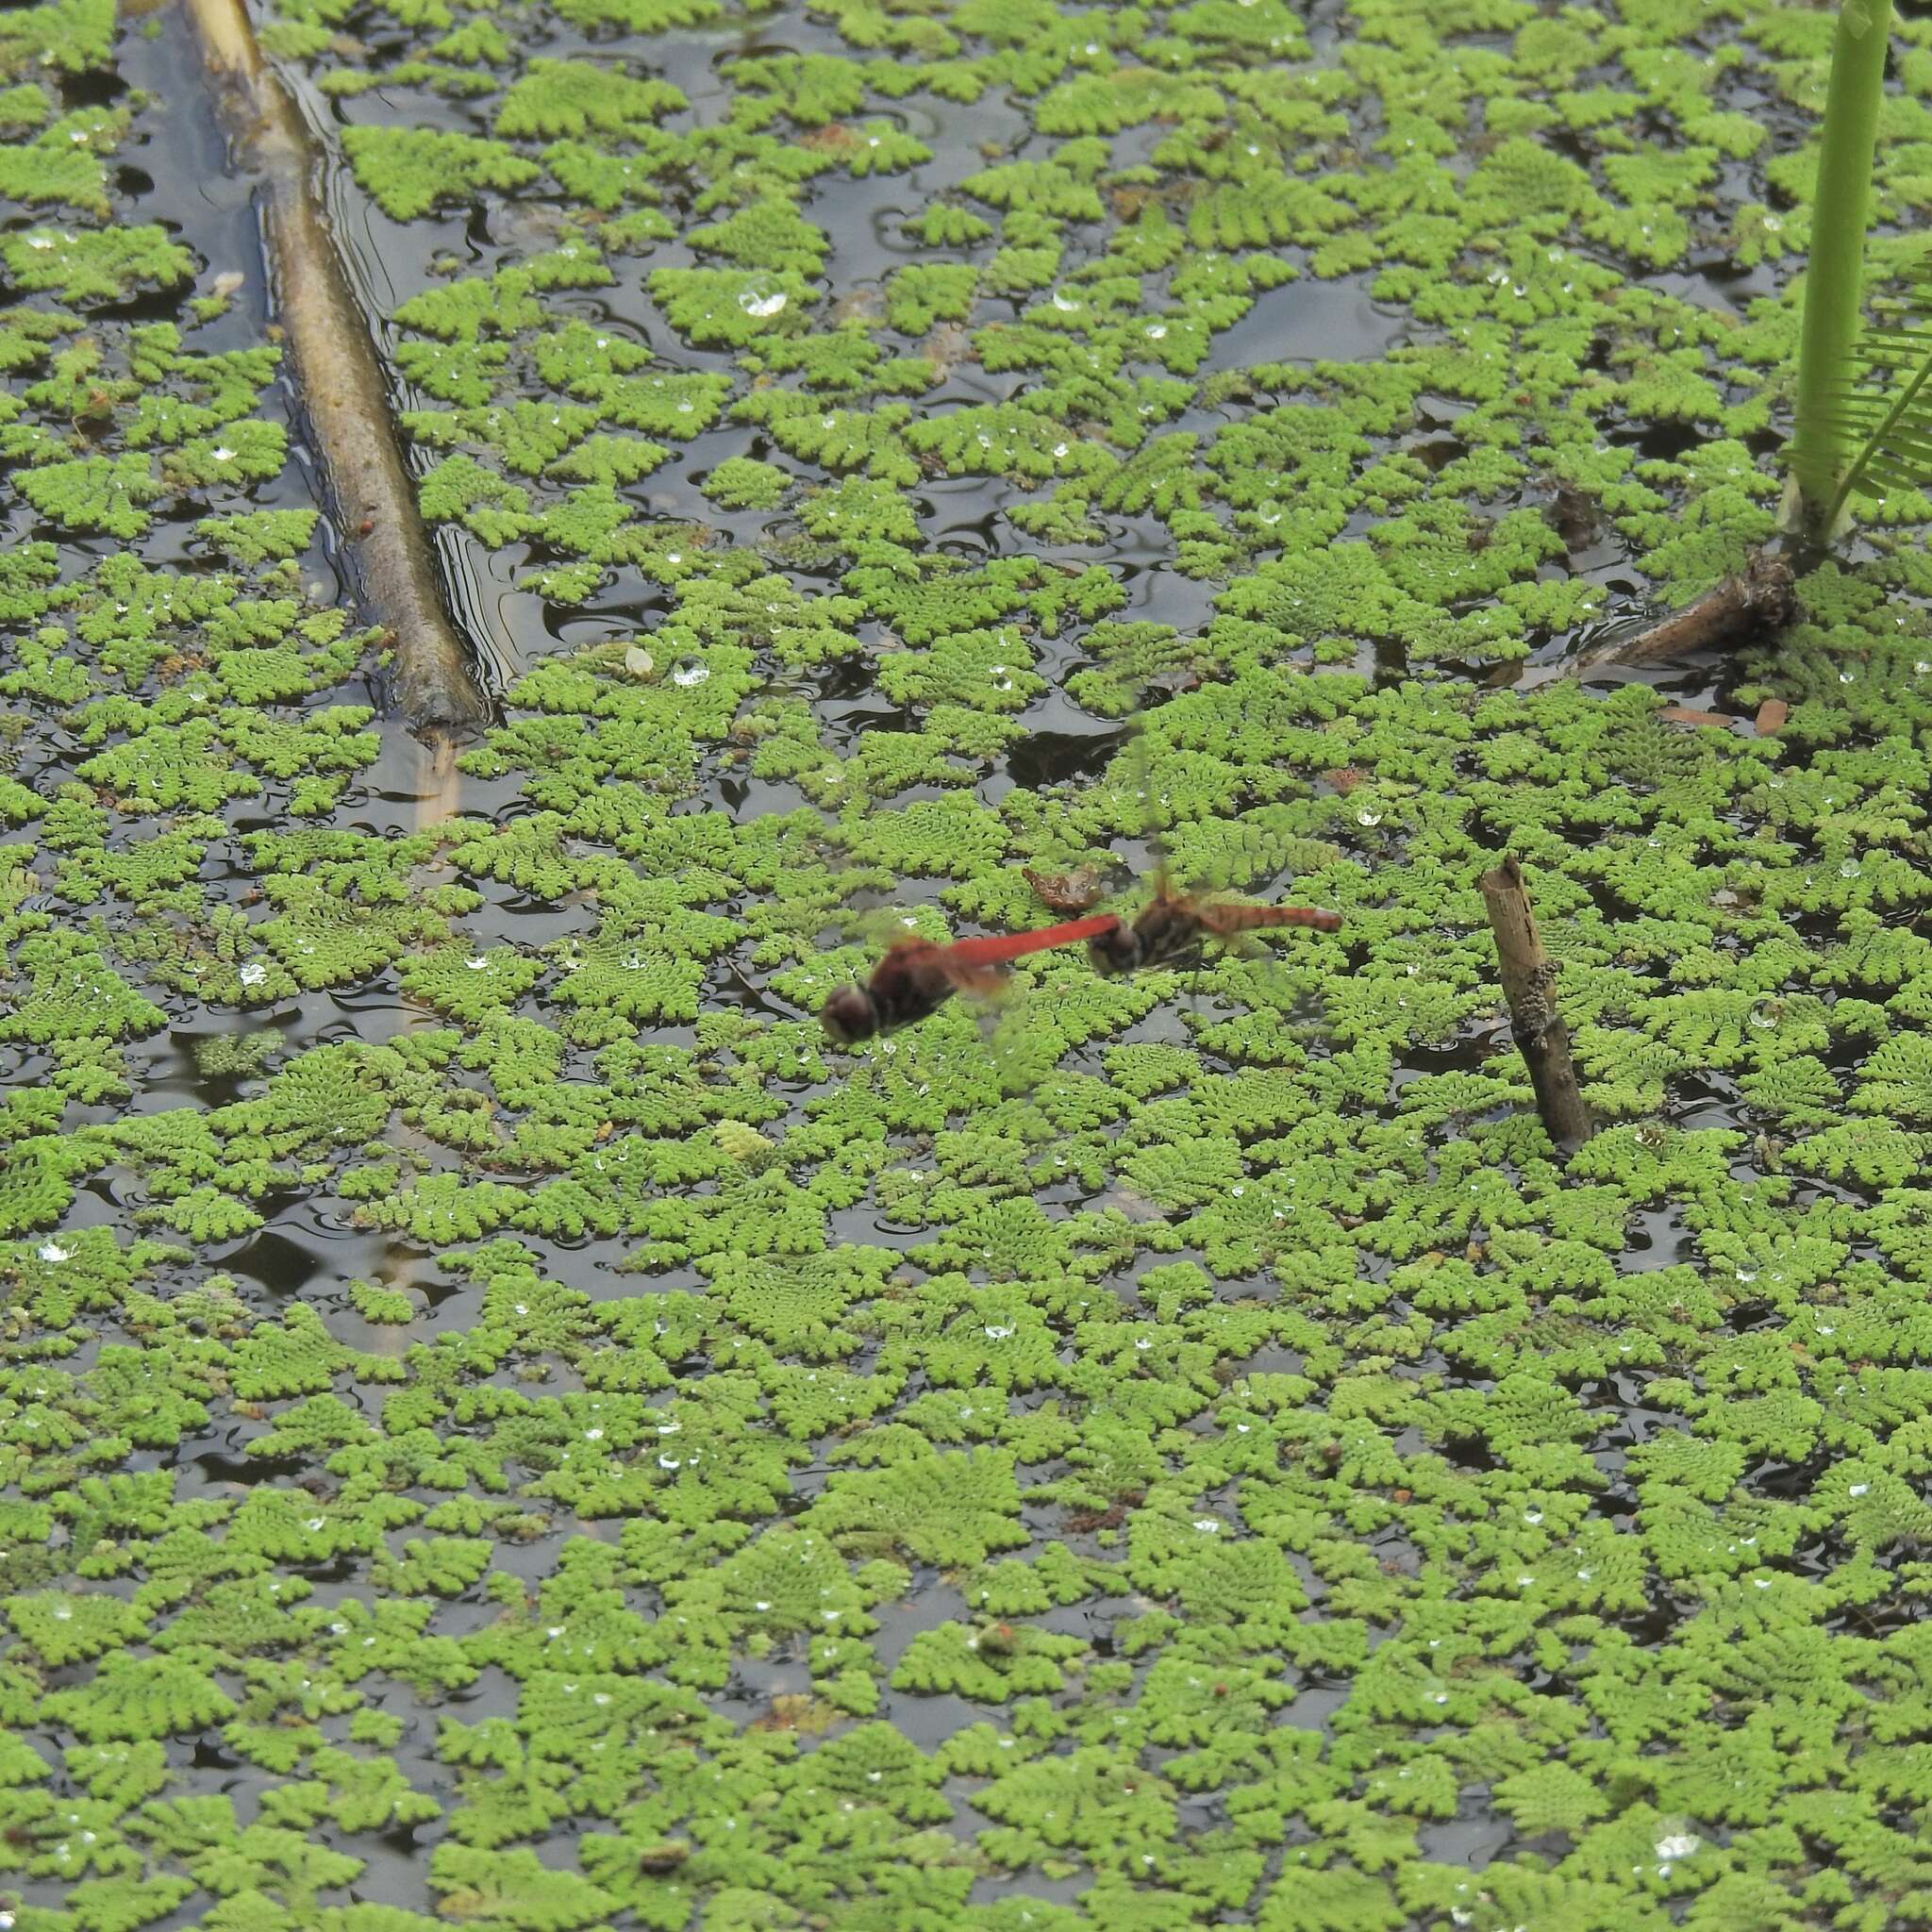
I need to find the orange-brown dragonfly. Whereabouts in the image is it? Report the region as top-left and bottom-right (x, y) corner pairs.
(821, 913), (1124, 1045)
(1027, 715), (1342, 984)
(1086, 888), (1341, 978)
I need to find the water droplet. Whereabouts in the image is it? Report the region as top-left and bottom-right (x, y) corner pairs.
(738, 280), (788, 319)
(673, 658), (709, 688)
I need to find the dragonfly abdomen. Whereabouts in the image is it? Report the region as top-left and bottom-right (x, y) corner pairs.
(1216, 903), (1343, 935)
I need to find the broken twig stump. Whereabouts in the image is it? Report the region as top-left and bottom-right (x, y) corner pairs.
(1566, 549), (1798, 675)
(1479, 855), (1594, 1149)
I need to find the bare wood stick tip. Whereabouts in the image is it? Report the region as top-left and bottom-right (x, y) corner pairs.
(1479, 854), (1594, 1150)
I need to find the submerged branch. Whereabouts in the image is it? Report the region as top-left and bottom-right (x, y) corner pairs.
(1566, 548), (1799, 675)
(181, 0), (491, 742)
(1479, 855), (1594, 1152)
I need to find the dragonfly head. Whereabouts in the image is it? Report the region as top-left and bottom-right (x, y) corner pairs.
(821, 985), (881, 1044)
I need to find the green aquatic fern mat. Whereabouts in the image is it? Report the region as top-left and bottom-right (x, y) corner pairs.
(10, 0), (1932, 1927)
(341, 126), (542, 219)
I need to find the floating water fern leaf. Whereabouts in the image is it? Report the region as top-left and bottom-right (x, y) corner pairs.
(0, 223), (192, 302)
(429, 1832), (621, 1918)
(494, 58), (688, 140)
(44, 1651), (240, 1742)
(810, 1447), (1028, 1566)
(14, 451), (163, 539)
(648, 267), (816, 347)
(700, 455), (790, 508)
(341, 126), (541, 220)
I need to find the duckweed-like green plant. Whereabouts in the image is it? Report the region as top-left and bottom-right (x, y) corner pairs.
(13, 0), (1932, 1927)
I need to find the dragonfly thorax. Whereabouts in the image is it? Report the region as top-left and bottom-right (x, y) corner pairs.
(1090, 899), (1200, 976)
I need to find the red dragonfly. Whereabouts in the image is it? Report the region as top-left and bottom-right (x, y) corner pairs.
(1027, 718), (1342, 983)
(1085, 885), (1341, 979)
(821, 914), (1123, 1045)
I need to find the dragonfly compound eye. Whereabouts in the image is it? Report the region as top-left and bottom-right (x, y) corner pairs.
(821, 987), (880, 1043)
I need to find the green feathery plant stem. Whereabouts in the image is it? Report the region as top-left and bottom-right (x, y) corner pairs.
(1790, 0), (1895, 545)
(1821, 313), (1932, 536)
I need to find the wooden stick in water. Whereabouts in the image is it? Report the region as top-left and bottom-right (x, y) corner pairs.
(1566, 549), (1796, 674)
(182, 0), (491, 743)
(1479, 855), (1594, 1149)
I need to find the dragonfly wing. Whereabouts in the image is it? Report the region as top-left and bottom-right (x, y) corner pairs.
(851, 909), (948, 975)
(939, 955), (1011, 1001)
(1207, 913), (1333, 1044)
(1121, 708), (1177, 902)
(978, 968), (1084, 1103)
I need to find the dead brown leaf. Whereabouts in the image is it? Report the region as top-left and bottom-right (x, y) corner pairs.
(1023, 865), (1105, 913)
